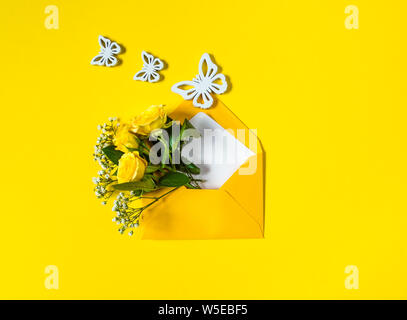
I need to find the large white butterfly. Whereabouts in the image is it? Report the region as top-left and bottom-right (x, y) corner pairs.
(133, 51), (164, 83)
(90, 35), (121, 67)
(171, 53), (228, 109)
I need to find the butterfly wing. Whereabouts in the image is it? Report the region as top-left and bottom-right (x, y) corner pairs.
(209, 73), (228, 94)
(192, 90), (214, 109)
(198, 53), (218, 79)
(134, 68), (160, 82)
(110, 42), (121, 55)
(106, 55), (118, 67)
(133, 69), (150, 81)
(171, 81), (199, 100)
(90, 54), (107, 66)
(152, 58), (164, 71)
(98, 36), (111, 53)
(142, 51), (154, 65)
(148, 71), (160, 83)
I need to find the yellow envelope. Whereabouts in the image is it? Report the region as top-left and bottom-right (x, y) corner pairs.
(139, 100), (264, 240)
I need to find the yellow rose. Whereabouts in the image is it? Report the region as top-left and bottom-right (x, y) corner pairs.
(114, 123), (139, 153)
(117, 152), (147, 184)
(130, 105), (167, 136)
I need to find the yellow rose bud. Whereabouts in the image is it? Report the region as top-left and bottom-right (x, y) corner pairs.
(114, 123), (139, 153)
(130, 105), (167, 136)
(117, 152), (147, 184)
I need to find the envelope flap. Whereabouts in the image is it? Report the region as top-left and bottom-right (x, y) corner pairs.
(222, 154), (264, 234)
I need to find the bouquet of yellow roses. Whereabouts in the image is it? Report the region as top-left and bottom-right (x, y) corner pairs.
(92, 105), (201, 235)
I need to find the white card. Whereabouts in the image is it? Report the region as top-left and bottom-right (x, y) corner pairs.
(182, 112), (255, 189)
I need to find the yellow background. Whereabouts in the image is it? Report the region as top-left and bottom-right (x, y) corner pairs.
(0, 0), (406, 299)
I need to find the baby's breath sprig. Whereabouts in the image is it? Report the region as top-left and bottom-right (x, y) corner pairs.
(92, 117), (120, 204)
(93, 117), (119, 169)
(112, 188), (179, 236)
(92, 166), (117, 204)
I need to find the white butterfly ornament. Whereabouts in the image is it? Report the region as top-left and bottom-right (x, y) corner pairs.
(90, 35), (121, 67)
(133, 51), (164, 83)
(171, 53), (228, 109)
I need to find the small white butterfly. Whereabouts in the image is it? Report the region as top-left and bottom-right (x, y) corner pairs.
(171, 53), (228, 109)
(133, 51), (164, 83)
(90, 35), (121, 67)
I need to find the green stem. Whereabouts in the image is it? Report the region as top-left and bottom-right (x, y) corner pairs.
(127, 186), (180, 223)
(143, 187), (180, 209)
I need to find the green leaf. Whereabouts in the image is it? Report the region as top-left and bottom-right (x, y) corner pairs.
(181, 119), (200, 143)
(177, 158), (201, 175)
(185, 182), (200, 189)
(102, 145), (124, 165)
(113, 176), (156, 191)
(145, 164), (161, 173)
(170, 119), (198, 153)
(131, 189), (143, 197)
(157, 136), (170, 166)
(168, 123), (177, 151)
(159, 172), (190, 187)
(183, 118), (194, 130)
(184, 162), (200, 174)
